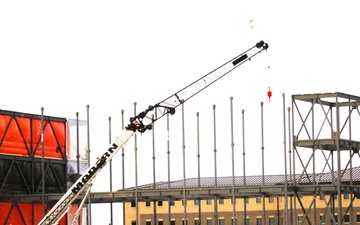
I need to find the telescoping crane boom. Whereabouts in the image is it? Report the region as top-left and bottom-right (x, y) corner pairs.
(38, 40), (269, 225)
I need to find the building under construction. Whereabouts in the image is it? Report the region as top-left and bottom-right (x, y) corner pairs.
(1, 92), (360, 225)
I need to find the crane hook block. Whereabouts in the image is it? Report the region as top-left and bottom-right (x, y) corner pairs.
(267, 86), (272, 101)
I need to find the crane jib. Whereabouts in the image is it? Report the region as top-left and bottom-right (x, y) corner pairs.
(71, 142), (118, 195)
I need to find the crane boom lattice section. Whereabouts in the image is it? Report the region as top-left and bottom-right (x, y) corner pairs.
(136, 41), (269, 131)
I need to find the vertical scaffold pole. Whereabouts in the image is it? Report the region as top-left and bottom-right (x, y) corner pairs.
(283, 93), (289, 225)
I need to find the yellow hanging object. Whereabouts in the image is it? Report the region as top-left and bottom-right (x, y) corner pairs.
(250, 19), (254, 28)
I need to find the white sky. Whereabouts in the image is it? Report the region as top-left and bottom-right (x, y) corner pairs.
(1, 1), (360, 224)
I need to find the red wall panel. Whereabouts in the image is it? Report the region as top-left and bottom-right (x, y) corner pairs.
(0, 115), (30, 156)
(0, 202), (81, 225)
(0, 111), (69, 159)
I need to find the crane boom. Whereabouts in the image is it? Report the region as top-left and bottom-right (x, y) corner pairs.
(37, 40), (268, 225)
(126, 40), (268, 133)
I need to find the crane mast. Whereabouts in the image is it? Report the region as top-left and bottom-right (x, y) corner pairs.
(37, 40), (268, 225)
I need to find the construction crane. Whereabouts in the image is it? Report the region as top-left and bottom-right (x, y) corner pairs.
(37, 40), (269, 225)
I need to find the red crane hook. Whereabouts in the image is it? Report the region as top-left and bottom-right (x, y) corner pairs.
(267, 86), (272, 101)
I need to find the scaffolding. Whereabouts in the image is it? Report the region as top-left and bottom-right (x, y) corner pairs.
(291, 92), (360, 225)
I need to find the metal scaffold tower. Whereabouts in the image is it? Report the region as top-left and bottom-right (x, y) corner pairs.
(291, 92), (360, 225)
